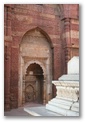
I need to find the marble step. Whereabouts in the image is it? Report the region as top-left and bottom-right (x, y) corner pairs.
(50, 98), (73, 106)
(48, 98), (79, 112)
(71, 102), (79, 112)
(48, 101), (71, 110)
(46, 104), (79, 116)
(55, 96), (77, 102)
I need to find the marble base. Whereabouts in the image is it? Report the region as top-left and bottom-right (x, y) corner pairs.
(46, 57), (79, 116)
(46, 97), (79, 116)
(46, 80), (79, 116)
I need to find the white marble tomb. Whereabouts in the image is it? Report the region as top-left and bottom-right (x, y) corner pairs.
(46, 56), (79, 116)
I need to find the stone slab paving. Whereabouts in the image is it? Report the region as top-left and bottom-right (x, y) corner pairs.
(4, 103), (62, 116)
(4, 107), (32, 116)
(24, 106), (62, 116)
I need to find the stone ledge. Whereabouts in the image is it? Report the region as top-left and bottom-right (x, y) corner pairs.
(58, 74), (79, 81)
(52, 81), (79, 87)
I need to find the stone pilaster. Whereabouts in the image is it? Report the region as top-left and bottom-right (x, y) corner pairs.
(63, 18), (71, 63)
(43, 79), (46, 104)
(4, 45), (11, 111)
(61, 18), (72, 73)
(4, 4), (12, 111)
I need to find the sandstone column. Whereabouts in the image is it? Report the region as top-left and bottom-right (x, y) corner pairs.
(4, 46), (11, 110)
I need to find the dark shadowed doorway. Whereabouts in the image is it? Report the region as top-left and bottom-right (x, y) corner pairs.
(25, 63), (44, 104)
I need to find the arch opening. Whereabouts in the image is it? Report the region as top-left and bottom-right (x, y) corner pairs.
(25, 63), (44, 103)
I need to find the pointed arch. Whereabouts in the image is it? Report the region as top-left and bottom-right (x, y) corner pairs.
(18, 26), (53, 106)
(20, 26), (53, 48)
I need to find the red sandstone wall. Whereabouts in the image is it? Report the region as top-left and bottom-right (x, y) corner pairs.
(4, 4), (79, 110)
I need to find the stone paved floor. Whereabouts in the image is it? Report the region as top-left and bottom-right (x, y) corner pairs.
(4, 107), (32, 116)
(4, 103), (43, 116)
(4, 103), (61, 116)
(24, 103), (61, 116)
(24, 106), (61, 116)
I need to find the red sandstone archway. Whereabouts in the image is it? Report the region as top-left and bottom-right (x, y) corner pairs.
(18, 27), (53, 107)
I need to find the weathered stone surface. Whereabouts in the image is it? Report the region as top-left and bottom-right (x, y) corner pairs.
(4, 4), (79, 111)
